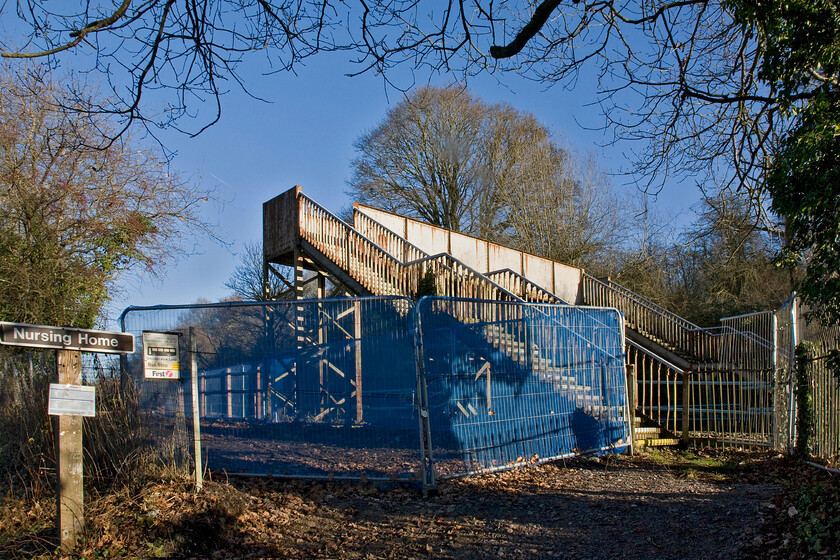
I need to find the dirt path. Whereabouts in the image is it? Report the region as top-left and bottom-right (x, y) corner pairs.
(222, 453), (779, 560)
(5, 451), (786, 559)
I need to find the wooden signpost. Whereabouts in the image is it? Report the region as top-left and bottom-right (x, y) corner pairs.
(0, 322), (135, 552)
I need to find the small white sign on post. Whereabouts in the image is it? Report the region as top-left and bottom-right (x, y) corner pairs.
(48, 384), (96, 417)
(143, 331), (181, 379)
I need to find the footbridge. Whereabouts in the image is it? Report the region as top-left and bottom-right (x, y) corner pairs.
(263, 186), (793, 451)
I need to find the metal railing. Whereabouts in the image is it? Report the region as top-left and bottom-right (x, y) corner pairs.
(299, 193), (526, 303)
(685, 364), (776, 448)
(809, 352), (840, 461)
(718, 311), (776, 370)
(582, 274), (719, 362)
(487, 268), (567, 304)
(626, 340), (686, 437)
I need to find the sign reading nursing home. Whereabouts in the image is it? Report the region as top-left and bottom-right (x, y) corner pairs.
(142, 331), (181, 379)
(0, 322), (135, 354)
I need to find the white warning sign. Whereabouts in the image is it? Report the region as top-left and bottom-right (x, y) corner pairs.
(142, 331), (181, 380)
(48, 384), (96, 417)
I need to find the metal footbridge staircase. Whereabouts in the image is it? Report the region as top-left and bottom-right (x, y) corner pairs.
(264, 187), (778, 450)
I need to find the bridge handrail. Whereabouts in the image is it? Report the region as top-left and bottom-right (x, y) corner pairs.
(352, 208), (428, 264)
(299, 194), (409, 295)
(486, 268), (568, 305)
(584, 274), (700, 329)
(582, 274), (720, 362)
(352, 206), (571, 306)
(299, 193), (524, 302)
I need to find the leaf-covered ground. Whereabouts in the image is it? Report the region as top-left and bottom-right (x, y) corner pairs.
(1, 449), (837, 559)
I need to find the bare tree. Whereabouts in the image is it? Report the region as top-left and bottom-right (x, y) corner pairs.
(0, 2), (788, 193)
(349, 85), (488, 233)
(0, 65), (214, 327)
(500, 150), (626, 269)
(671, 193), (793, 325)
(0, 1), (828, 202)
(225, 241), (293, 301)
(348, 84), (627, 267)
(4, 0), (836, 323)
(611, 193), (794, 326)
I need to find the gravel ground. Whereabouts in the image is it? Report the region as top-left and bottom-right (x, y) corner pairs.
(214, 451), (780, 560)
(3, 450), (790, 559)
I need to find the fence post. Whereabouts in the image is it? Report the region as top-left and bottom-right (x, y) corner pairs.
(55, 349), (84, 553)
(771, 313), (780, 450)
(189, 327), (204, 491)
(412, 301), (437, 495)
(787, 294), (798, 453)
(626, 364), (637, 455)
(794, 341), (815, 459)
(681, 370), (691, 445)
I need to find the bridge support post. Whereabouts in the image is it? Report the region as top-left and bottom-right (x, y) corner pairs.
(354, 301), (363, 424)
(626, 364), (637, 455)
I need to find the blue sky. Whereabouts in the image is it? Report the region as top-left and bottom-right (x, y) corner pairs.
(0, 27), (696, 324)
(0, 7), (705, 327)
(102, 49), (698, 324)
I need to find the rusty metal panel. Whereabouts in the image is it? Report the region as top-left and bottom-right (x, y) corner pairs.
(263, 186), (300, 263)
(554, 262), (584, 304)
(488, 244), (522, 274)
(522, 254), (553, 291)
(406, 220), (448, 255)
(450, 233), (488, 271)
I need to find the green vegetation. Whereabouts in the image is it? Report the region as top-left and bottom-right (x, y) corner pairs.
(642, 448), (746, 481)
(789, 480), (840, 557)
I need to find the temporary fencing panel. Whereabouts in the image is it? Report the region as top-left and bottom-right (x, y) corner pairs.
(121, 297), (422, 481)
(414, 297), (630, 480)
(120, 296), (631, 487)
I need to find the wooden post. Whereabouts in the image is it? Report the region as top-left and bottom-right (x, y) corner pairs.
(486, 365), (492, 412)
(255, 365), (262, 420)
(56, 349), (84, 552)
(294, 247), (305, 413)
(317, 273), (326, 414)
(226, 369), (233, 418)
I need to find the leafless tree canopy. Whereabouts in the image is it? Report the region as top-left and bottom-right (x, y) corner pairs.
(348, 84), (626, 268)
(1, 1), (828, 222)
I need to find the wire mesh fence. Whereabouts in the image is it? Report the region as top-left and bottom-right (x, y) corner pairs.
(809, 352), (840, 461)
(415, 298), (630, 480)
(121, 297), (422, 481)
(118, 296), (631, 488)
(0, 348), (154, 489)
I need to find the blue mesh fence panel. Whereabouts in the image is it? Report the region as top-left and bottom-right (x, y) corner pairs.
(415, 297), (630, 479)
(121, 297), (422, 481)
(120, 295), (631, 486)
